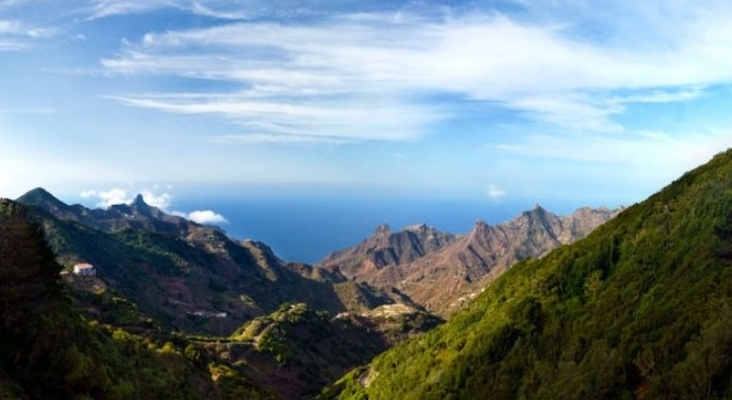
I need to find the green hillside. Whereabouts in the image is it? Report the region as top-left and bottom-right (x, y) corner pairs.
(322, 149), (732, 399)
(15, 189), (427, 338)
(0, 200), (275, 400)
(2, 195), (444, 399)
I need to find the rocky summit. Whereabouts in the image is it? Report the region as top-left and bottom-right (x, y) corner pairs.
(320, 205), (621, 315)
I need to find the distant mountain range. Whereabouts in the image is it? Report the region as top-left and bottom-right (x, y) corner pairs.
(16, 187), (618, 327)
(319, 204), (621, 315)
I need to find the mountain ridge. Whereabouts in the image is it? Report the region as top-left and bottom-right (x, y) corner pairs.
(13, 189), (420, 336)
(319, 223), (457, 278)
(320, 204), (620, 315)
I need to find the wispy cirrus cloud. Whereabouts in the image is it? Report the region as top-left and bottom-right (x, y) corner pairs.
(0, 16), (61, 50)
(87, 0), (180, 19)
(3, 0), (732, 205)
(0, 20), (21, 34)
(107, 92), (443, 142)
(0, 19), (31, 49)
(494, 129), (732, 178)
(98, 4), (732, 143)
(87, 0), (255, 20)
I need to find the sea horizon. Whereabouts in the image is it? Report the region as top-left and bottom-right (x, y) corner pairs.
(168, 196), (620, 264)
(49, 188), (630, 264)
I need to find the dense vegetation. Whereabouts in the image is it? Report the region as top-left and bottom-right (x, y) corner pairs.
(0, 198), (442, 399)
(0, 200), (275, 400)
(184, 302), (441, 399)
(322, 149), (732, 399)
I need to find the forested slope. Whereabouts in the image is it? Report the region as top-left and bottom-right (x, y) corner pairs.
(0, 200), (275, 400)
(322, 149), (732, 399)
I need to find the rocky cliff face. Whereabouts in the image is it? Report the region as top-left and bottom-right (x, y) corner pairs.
(320, 205), (621, 315)
(319, 223), (457, 278)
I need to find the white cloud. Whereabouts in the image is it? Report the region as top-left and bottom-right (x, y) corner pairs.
(81, 188), (130, 208)
(0, 20), (21, 34)
(0, 40), (23, 50)
(173, 209), (229, 225)
(26, 27), (57, 38)
(107, 93), (441, 142)
(0, 20), (24, 50)
(190, 2), (249, 20)
(80, 186), (228, 225)
(507, 94), (625, 132)
(488, 184), (506, 200)
(186, 210), (229, 225)
(87, 0), (252, 20)
(139, 189), (172, 209)
(0, 19), (58, 39)
(0, 17), (60, 50)
(87, 0), (181, 19)
(614, 87), (707, 104)
(80, 187), (173, 209)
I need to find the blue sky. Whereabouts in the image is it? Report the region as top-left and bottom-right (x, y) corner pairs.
(2, 0), (732, 219)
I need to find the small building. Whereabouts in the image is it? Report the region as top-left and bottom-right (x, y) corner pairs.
(73, 263), (96, 277)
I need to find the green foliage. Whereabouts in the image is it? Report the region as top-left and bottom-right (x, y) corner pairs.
(208, 364), (279, 400)
(321, 149), (732, 399)
(228, 303), (393, 398)
(0, 205), (276, 400)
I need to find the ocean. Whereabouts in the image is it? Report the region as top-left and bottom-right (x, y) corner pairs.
(172, 196), (570, 264)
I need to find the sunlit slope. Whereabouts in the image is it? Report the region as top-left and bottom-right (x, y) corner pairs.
(322, 148), (732, 400)
(0, 200), (276, 400)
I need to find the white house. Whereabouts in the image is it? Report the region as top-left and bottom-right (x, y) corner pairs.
(73, 263), (96, 277)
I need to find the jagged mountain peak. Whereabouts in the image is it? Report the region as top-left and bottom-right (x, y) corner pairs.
(405, 223), (429, 232)
(319, 222), (457, 279)
(17, 188), (196, 238)
(374, 223), (392, 236)
(522, 203), (550, 218)
(127, 193), (155, 216)
(334, 205), (617, 316)
(130, 193), (147, 207)
(472, 219), (492, 235)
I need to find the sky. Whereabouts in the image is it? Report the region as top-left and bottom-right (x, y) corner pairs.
(2, 0), (732, 222)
